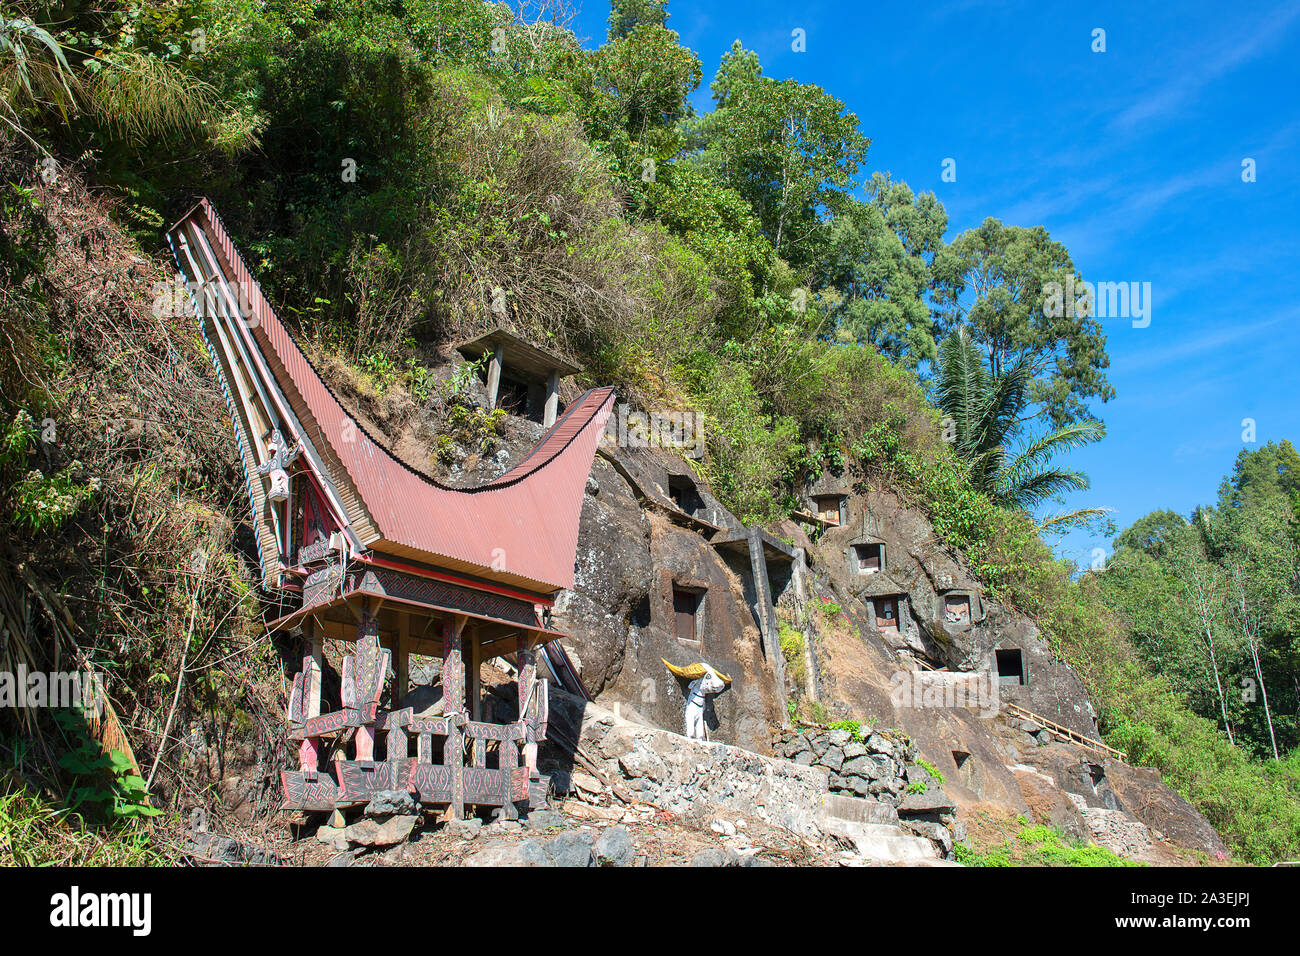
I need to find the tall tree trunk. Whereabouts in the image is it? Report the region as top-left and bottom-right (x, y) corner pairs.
(1203, 621), (1236, 748)
(1233, 570), (1279, 760)
(1184, 572), (1235, 747)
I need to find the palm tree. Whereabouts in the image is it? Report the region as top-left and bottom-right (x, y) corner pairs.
(935, 326), (1106, 531)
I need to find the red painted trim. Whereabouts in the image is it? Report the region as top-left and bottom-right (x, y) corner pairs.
(351, 553), (555, 607)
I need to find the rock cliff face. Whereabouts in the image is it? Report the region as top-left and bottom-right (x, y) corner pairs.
(547, 450), (1225, 862)
(553, 447), (788, 753)
(329, 355), (1223, 863)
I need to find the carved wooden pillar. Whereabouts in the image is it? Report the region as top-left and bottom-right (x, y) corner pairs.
(519, 643), (537, 779)
(442, 616), (465, 819)
(394, 611), (410, 706)
(355, 602), (379, 762)
(299, 616), (322, 772)
(467, 629), (482, 722)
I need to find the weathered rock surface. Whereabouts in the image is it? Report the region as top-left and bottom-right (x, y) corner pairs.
(593, 826), (637, 867)
(772, 728), (915, 807)
(578, 705), (829, 836)
(184, 831), (282, 865)
(556, 448), (788, 751)
(344, 815), (420, 847)
(364, 789), (419, 817)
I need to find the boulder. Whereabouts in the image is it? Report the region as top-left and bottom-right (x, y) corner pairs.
(542, 829), (597, 867)
(465, 840), (552, 867)
(445, 818), (484, 840)
(345, 815), (419, 847)
(316, 825), (348, 851)
(821, 745), (846, 773)
(522, 809), (564, 831)
(841, 756), (872, 778)
(594, 827), (636, 867)
(364, 789), (419, 817)
(898, 787), (956, 816)
(690, 849), (732, 867)
(866, 734), (896, 759)
(906, 820), (954, 859)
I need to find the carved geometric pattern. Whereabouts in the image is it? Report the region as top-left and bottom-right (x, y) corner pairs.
(408, 762), (453, 803)
(297, 565), (541, 630)
(336, 760), (411, 807)
(281, 770), (340, 811)
(463, 766), (509, 805)
(279, 621), (549, 812)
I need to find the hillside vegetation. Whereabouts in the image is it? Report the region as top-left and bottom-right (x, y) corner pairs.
(1, 0), (1298, 863)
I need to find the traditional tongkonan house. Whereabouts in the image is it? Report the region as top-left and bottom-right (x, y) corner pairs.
(166, 199), (615, 820)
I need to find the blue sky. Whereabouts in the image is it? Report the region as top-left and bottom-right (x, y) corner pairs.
(561, 0), (1300, 566)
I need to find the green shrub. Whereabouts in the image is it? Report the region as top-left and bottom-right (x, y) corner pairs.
(957, 822), (1141, 868)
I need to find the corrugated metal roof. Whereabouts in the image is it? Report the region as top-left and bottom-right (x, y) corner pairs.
(168, 199), (614, 595)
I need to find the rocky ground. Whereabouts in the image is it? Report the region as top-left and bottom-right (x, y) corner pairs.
(186, 795), (869, 867)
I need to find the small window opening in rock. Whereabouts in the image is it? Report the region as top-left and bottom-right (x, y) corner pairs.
(853, 542), (883, 574)
(668, 475), (701, 516)
(632, 595), (651, 629)
(672, 586), (704, 643)
(996, 648), (1025, 686)
(875, 596), (900, 630)
(814, 495), (843, 525)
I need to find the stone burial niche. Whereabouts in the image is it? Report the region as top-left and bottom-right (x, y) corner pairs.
(849, 539), (884, 576)
(454, 326), (582, 428)
(671, 583), (706, 645)
(995, 647), (1026, 686)
(941, 589), (981, 627)
(795, 472), (848, 530)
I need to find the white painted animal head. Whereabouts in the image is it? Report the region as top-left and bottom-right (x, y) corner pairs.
(699, 663), (726, 695)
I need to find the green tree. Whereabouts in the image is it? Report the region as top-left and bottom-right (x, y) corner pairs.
(606, 0), (668, 41)
(707, 37), (760, 108)
(589, 23), (700, 141)
(689, 43), (869, 272)
(820, 173), (948, 368)
(935, 326), (1105, 530)
(932, 217), (1114, 428)
(1210, 442), (1300, 757)
(1103, 443), (1300, 758)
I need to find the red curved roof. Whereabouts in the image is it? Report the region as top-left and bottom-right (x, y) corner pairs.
(169, 199), (614, 595)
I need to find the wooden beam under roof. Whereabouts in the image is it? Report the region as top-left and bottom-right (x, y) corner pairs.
(453, 326), (583, 381)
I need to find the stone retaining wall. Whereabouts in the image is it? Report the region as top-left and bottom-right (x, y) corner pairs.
(771, 727), (925, 806)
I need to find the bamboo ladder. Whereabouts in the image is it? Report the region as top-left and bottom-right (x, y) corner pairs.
(1002, 700), (1127, 763)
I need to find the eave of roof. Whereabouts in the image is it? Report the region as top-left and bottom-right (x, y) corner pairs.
(169, 200), (613, 594)
(453, 326), (582, 380)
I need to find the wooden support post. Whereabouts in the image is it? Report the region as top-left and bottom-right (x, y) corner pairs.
(543, 368), (560, 429)
(300, 617), (323, 772)
(485, 342), (505, 411)
(467, 629), (482, 722)
(355, 604), (379, 762)
(395, 611), (410, 707)
(519, 644), (537, 779)
(442, 616), (465, 820)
